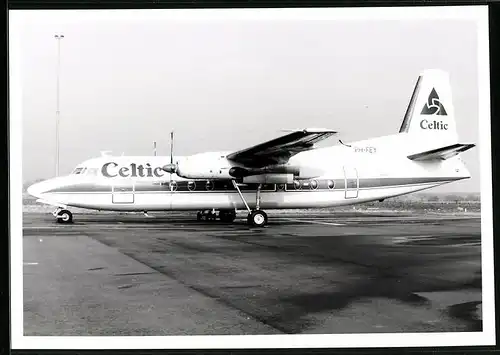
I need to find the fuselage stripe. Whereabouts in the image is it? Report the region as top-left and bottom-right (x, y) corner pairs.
(45, 177), (459, 195)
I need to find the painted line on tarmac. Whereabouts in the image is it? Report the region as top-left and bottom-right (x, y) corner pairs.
(23, 226), (60, 230)
(23, 226), (179, 230)
(449, 242), (482, 248)
(25, 220), (345, 229)
(391, 235), (435, 244)
(278, 217), (345, 226)
(23, 262), (38, 265)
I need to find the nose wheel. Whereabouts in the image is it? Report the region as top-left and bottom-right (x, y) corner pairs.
(54, 209), (73, 224)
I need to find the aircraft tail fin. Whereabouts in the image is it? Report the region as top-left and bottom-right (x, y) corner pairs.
(399, 69), (458, 143)
(407, 143), (475, 161)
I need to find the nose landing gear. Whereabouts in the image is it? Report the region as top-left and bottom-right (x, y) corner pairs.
(53, 208), (73, 224)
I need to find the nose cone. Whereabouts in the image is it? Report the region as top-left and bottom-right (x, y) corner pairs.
(27, 180), (51, 199)
(27, 182), (41, 199)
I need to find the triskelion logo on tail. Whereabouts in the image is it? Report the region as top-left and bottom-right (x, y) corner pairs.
(419, 87), (449, 130)
(420, 88), (447, 116)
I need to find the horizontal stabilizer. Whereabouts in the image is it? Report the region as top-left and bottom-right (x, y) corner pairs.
(407, 143), (475, 161)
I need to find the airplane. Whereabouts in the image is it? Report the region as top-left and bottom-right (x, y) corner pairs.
(27, 69), (476, 227)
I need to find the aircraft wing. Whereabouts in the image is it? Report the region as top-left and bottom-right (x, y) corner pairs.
(226, 128), (337, 167)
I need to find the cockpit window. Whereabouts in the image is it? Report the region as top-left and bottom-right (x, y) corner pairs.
(72, 166), (99, 175)
(86, 168), (98, 176)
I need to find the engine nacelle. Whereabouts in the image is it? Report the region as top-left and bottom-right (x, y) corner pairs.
(237, 164), (323, 180)
(295, 165), (325, 180)
(175, 152), (326, 181)
(243, 174), (294, 184)
(176, 152), (235, 179)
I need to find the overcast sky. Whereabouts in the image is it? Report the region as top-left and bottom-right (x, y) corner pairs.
(15, 9), (482, 192)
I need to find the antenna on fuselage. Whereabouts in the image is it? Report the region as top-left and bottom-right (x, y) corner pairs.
(153, 141), (157, 156)
(339, 139), (352, 147)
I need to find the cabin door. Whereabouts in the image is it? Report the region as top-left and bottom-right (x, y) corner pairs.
(112, 183), (135, 204)
(343, 166), (359, 199)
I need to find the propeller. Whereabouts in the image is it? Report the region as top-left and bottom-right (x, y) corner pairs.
(169, 131), (173, 190)
(162, 133), (176, 171)
(170, 131), (173, 166)
(162, 131), (178, 189)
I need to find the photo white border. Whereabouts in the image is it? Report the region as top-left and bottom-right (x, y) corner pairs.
(9, 5), (495, 349)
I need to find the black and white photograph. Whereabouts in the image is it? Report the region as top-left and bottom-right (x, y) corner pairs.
(9, 5), (495, 349)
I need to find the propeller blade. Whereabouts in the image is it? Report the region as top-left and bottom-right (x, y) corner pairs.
(169, 131), (174, 191)
(170, 131), (174, 165)
(162, 131), (177, 174)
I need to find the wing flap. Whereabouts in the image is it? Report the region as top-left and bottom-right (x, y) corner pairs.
(226, 128), (337, 167)
(407, 143), (475, 161)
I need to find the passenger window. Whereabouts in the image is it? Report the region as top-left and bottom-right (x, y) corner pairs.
(328, 180), (335, 189)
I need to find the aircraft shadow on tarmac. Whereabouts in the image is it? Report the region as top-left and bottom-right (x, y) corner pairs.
(209, 233), (483, 333)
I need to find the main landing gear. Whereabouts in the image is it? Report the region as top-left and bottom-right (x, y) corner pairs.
(196, 209), (237, 223)
(53, 208), (73, 224)
(232, 180), (268, 227)
(195, 181), (268, 227)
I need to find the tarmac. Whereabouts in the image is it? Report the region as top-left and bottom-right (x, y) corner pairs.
(22, 210), (482, 336)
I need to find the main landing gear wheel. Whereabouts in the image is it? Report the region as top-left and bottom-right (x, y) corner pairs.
(56, 209), (73, 224)
(219, 210), (236, 223)
(206, 211), (217, 221)
(197, 210), (217, 221)
(247, 210), (268, 227)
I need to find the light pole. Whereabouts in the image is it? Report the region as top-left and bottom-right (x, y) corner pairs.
(54, 34), (64, 177)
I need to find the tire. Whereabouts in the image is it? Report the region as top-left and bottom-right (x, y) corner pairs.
(248, 210), (267, 227)
(219, 210), (236, 223)
(57, 209), (73, 224)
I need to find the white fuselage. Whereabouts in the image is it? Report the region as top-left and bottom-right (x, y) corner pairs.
(27, 132), (470, 212)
